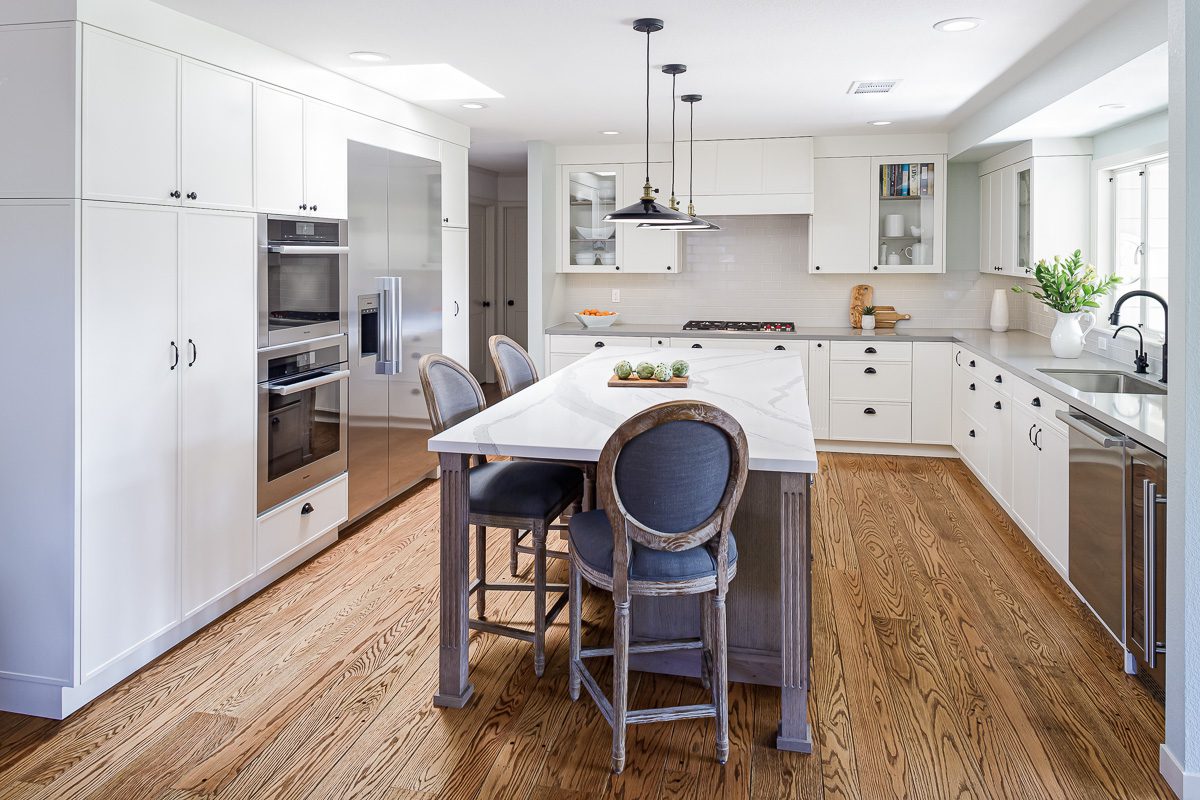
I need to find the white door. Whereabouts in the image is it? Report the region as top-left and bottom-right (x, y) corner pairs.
(442, 226), (469, 363)
(811, 157), (871, 273)
(255, 84), (305, 215)
(912, 342), (952, 445)
(979, 173), (992, 274)
(303, 99), (348, 218)
(502, 205), (530, 346)
(1037, 426), (1070, 574)
(80, 203), (181, 679)
(1010, 404), (1041, 539)
(82, 28), (180, 205)
(179, 210), (257, 618)
(468, 203), (493, 381)
(985, 393), (1013, 508)
(620, 163), (680, 274)
(181, 59), (254, 212)
(440, 142), (469, 228)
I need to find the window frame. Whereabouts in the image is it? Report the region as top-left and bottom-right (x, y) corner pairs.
(1103, 154), (1168, 341)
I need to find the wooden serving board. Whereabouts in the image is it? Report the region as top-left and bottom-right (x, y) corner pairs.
(873, 306), (912, 329)
(850, 284), (874, 328)
(608, 374), (691, 389)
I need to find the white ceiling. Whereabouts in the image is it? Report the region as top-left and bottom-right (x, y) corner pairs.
(155, 0), (1135, 172)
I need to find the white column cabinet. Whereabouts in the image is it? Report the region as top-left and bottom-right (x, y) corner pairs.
(255, 84), (306, 215)
(440, 141), (469, 228)
(912, 342), (952, 444)
(1010, 404), (1042, 534)
(80, 203), (182, 680)
(1037, 427), (1069, 574)
(811, 157), (872, 273)
(442, 226), (469, 364)
(181, 60), (255, 212)
(303, 99), (349, 219)
(179, 210), (257, 618)
(82, 28), (180, 206)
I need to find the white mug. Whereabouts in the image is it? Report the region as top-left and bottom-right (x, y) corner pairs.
(904, 244), (929, 264)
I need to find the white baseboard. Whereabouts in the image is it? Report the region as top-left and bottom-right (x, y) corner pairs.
(815, 440), (957, 458)
(1161, 744), (1200, 799)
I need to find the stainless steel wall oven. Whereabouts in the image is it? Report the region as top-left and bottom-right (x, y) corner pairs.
(258, 215), (348, 348)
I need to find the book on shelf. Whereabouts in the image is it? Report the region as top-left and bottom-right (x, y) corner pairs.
(880, 163), (934, 198)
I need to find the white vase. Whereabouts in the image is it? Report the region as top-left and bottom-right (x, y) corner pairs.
(862, 315), (876, 330)
(1050, 310), (1095, 359)
(989, 289), (1009, 332)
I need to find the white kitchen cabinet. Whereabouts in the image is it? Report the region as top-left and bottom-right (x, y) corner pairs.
(1037, 426), (1069, 574)
(255, 84), (306, 215)
(180, 210), (257, 618)
(1010, 403), (1042, 536)
(257, 475), (347, 572)
(808, 340), (830, 440)
(978, 173), (992, 273)
(442, 226), (469, 364)
(912, 342), (952, 445)
(181, 60), (255, 212)
(303, 99), (349, 218)
(619, 162), (682, 274)
(560, 163), (621, 273)
(811, 156), (872, 273)
(82, 28), (180, 206)
(983, 385), (1013, 508)
(869, 154), (946, 274)
(440, 141), (469, 228)
(81, 203), (182, 680)
(690, 137), (813, 199)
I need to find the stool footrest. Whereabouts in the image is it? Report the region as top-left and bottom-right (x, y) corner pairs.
(628, 704), (717, 724)
(469, 619), (536, 643)
(581, 638), (702, 659)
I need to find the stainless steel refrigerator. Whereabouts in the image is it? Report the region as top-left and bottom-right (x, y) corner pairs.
(346, 141), (443, 522)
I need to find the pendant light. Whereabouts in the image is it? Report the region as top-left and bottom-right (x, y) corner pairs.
(604, 19), (692, 225)
(648, 93), (721, 231)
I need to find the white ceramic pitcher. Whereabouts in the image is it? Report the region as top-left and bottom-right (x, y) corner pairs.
(1050, 310), (1095, 358)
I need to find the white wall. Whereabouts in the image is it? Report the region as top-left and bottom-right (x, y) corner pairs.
(526, 141), (561, 372)
(1094, 110), (1169, 162)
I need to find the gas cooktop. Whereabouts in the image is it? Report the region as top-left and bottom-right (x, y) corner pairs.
(682, 320), (796, 332)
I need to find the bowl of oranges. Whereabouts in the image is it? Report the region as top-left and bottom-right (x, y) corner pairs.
(575, 308), (620, 329)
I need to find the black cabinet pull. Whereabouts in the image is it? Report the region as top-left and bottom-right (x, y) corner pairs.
(594, 341), (605, 348)
(864, 407), (877, 415)
(300, 203), (308, 211)
(691, 343), (702, 349)
(1034, 428), (1043, 451)
(169, 341), (179, 370)
(270, 416), (280, 426)
(186, 191), (197, 200)
(955, 351), (962, 366)
(969, 360), (976, 368)
(864, 367), (877, 374)
(816, 342), (823, 348)
(969, 383), (976, 391)
(969, 430), (976, 438)
(666, 265), (672, 271)
(994, 401), (1002, 410)
(311, 205), (318, 212)
(774, 345), (786, 351)
(507, 299), (515, 306)
(1031, 397), (1041, 407)
(615, 266), (621, 271)
(865, 347), (877, 354)
(443, 217), (450, 223)
(994, 374), (1003, 384)
(657, 339), (665, 345)
(815, 265), (821, 271)
(482, 300), (491, 307)
(187, 338), (197, 367)
(873, 265), (879, 271)
(1029, 424), (1037, 446)
(169, 190), (181, 199)
(301, 502), (314, 515)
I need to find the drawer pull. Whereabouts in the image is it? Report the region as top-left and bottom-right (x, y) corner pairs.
(955, 351), (962, 366)
(1031, 397), (1041, 407)
(692, 343), (703, 349)
(774, 345), (786, 351)
(994, 401), (1002, 410)
(969, 359), (976, 368)
(864, 347), (877, 354)
(969, 430), (976, 438)
(594, 341), (605, 348)
(864, 407), (877, 415)
(301, 502), (314, 516)
(969, 383), (976, 391)
(994, 374), (1003, 384)
(864, 367), (877, 374)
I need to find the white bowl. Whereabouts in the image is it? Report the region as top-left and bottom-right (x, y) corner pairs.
(575, 225), (615, 240)
(575, 312), (619, 328)
(598, 251), (617, 266)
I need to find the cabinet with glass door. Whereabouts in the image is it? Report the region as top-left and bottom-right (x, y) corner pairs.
(560, 164), (621, 273)
(869, 154), (946, 274)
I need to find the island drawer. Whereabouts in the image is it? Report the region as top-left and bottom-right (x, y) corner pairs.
(830, 340), (913, 362)
(829, 401), (912, 442)
(550, 335), (653, 354)
(829, 362), (912, 401)
(256, 474), (348, 572)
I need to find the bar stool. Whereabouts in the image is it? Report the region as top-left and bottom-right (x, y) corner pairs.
(488, 334), (595, 574)
(418, 353), (583, 676)
(567, 400), (749, 773)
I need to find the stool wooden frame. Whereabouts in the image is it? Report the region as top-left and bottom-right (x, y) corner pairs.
(567, 401), (749, 773)
(419, 353), (580, 676)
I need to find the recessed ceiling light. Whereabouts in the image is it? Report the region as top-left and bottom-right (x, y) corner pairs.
(601, 130), (621, 135)
(1099, 103), (1127, 111)
(460, 102), (487, 109)
(933, 17), (982, 32)
(348, 51), (390, 63)
(343, 63), (503, 101)
(869, 120), (892, 126)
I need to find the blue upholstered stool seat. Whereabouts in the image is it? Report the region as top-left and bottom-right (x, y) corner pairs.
(469, 461), (583, 518)
(568, 509), (737, 581)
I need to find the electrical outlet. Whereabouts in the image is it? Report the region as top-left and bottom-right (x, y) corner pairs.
(611, 289), (620, 303)
(1098, 336), (1107, 351)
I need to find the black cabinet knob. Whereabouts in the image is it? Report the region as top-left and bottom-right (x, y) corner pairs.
(1032, 397), (1041, 407)
(815, 265), (822, 271)
(300, 204), (308, 211)
(311, 205), (318, 212)
(594, 341), (605, 348)
(301, 502), (314, 515)
(873, 266), (879, 271)
(994, 375), (1003, 383)
(864, 407), (877, 415)
(691, 343), (702, 349)
(443, 217), (450, 223)
(615, 266), (621, 271)
(994, 401), (1002, 410)
(865, 347), (877, 354)
(169, 190), (181, 199)
(864, 367), (877, 374)
(774, 345), (786, 351)
(507, 299), (515, 306)
(969, 360), (976, 368)
(816, 342), (823, 348)
(969, 430), (976, 438)
(666, 265), (672, 271)
(969, 383), (976, 391)
(186, 191), (197, 200)
(482, 300), (491, 307)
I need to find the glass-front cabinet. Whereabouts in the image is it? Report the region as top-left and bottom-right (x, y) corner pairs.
(869, 154), (946, 274)
(1016, 163), (1033, 276)
(561, 164), (620, 272)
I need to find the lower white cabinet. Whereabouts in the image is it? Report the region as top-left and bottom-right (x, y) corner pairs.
(808, 341), (830, 439)
(912, 342), (952, 444)
(830, 400), (912, 442)
(257, 475), (348, 572)
(1009, 396), (1069, 575)
(442, 226), (469, 365)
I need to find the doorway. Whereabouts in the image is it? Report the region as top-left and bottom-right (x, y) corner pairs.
(467, 199), (528, 382)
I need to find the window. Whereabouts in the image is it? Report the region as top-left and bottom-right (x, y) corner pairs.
(1109, 157), (1168, 335)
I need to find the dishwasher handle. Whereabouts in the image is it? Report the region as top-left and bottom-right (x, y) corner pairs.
(1055, 410), (1127, 448)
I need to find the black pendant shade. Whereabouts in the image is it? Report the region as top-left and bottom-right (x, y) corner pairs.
(604, 19), (693, 225)
(641, 93), (720, 230)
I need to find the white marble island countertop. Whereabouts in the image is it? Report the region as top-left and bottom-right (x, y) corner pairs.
(430, 346), (818, 474)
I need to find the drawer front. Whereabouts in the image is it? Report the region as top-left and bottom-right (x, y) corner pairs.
(548, 353), (583, 373)
(830, 340), (913, 362)
(549, 335), (653, 354)
(1011, 378), (1068, 430)
(959, 411), (989, 477)
(257, 474), (348, 571)
(829, 401), (912, 442)
(671, 337), (797, 352)
(829, 361), (912, 401)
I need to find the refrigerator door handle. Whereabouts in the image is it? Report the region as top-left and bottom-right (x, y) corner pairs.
(376, 276), (403, 375)
(1144, 479), (1166, 668)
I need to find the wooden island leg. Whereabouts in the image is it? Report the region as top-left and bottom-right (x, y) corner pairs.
(434, 452), (474, 709)
(776, 470), (813, 753)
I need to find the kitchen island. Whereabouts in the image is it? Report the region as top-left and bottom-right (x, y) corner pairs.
(428, 346), (819, 752)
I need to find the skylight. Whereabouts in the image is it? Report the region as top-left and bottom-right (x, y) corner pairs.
(344, 63), (503, 101)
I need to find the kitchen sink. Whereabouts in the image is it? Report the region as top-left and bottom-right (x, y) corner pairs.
(1038, 369), (1167, 395)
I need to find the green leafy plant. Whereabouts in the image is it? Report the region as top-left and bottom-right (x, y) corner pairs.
(1011, 250), (1121, 313)
(861, 305), (876, 316)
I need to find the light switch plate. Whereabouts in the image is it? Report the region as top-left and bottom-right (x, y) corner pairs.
(611, 289), (620, 303)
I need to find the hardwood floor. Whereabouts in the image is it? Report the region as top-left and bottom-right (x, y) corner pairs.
(0, 454), (1172, 799)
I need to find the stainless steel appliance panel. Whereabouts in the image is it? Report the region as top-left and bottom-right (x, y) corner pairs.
(1060, 410), (1127, 641)
(1127, 441), (1166, 688)
(258, 215), (349, 348)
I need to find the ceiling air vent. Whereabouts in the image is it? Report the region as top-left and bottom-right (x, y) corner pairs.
(847, 79), (899, 95)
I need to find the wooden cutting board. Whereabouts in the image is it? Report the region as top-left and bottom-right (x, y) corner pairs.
(608, 374), (691, 388)
(850, 284), (874, 328)
(872, 306), (912, 329)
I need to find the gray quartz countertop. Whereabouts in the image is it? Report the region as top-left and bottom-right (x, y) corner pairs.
(544, 322), (1167, 453)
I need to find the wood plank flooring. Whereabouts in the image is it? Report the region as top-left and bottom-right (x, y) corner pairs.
(0, 454), (1173, 799)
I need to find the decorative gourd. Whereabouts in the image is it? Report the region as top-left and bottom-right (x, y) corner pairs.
(670, 359), (689, 378)
(636, 362), (655, 380)
(614, 360), (633, 379)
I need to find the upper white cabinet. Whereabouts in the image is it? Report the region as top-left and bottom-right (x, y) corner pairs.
(440, 141), (469, 228)
(690, 137), (814, 213)
(811, 157), (872, 273)
(303, 99), (349, 219)
(255, 84), (305, 215)
(979, 153), (1091, 277)
(619, 162), (681, 274)
(181, 60), (255, 212)
(82, 28), (180, 205)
